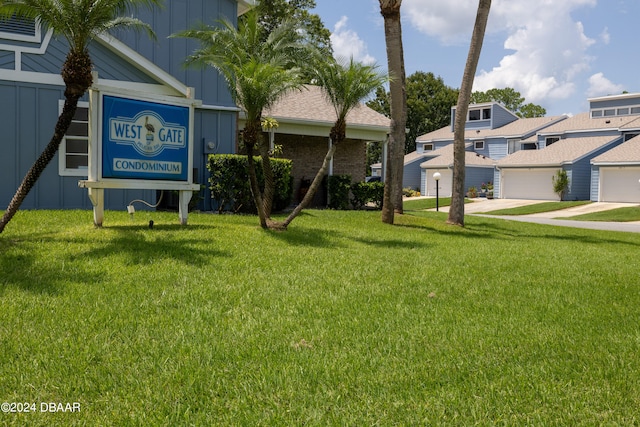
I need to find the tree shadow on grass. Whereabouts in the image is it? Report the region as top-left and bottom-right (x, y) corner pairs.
(74, 225), (230, 267)
(0, 246), (103, 295)
(265, 226), (345, 248)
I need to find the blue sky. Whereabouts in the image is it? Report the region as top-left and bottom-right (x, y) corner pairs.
(310, 0), (640, 117)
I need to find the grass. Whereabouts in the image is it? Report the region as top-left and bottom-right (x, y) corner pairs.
(564, 205), (640, 222)
(2, 209), (640, 425)
(481, 200), (591, 215)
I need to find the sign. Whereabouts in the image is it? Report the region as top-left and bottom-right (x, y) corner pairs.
(101, 95), (190, 181)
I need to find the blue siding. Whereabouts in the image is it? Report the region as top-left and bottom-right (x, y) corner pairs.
(487, 139), (508, 160)
(0, 81), (155, 210)
(493, 168), (501, 198)
(561, 138), (624, 200)
(117, 0), (237, 108)
(89, 40), (157, 83)
(590, 165), (600, 201)
(491, 104), (518, 128)
(21, 38), (66, 73)
(403, 158), (422, 190)
(465, 167), (494, 193)
(0, 51), (14, 69)
(590, 96), (640, 110)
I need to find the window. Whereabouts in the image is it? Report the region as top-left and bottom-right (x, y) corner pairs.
(522, 143), (537, 150)
(591, 110), (603, 118)
(507, 139), (520, 154)
(545, 136), (560, 147)
(624, 133), (640, 142)
(468, 109), (481, 121)
(468, 107), (491, 121)
(617, 108), (630, 116)
(603, 109), (616, 117)
(474, 140), (484, 150)
(632, 107), (640, 114)
(423, 143), (434, 151)
(59, 102), (89, 176)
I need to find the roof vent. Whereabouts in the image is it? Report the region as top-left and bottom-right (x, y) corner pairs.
(605, 120), (611, 124)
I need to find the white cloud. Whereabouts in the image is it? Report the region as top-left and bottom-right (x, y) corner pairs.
(586, 72), (624, 98)
(330, 16), (376, 64)
(403, 0), (599, 104)
(600, 27), (610, 45)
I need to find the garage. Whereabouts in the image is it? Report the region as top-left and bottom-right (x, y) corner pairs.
(501, 168), (559, 200)
(424, 169), (452, 197)
(599, 166), (640, 202)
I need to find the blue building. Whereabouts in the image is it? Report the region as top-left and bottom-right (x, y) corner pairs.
(0, 0), (251, 212)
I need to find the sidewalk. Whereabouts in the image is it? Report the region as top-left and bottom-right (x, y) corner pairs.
(432, 198), (640, 233)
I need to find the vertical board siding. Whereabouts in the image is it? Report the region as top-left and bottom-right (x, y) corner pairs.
(590, 165), (600, 201)
(402, 159), (422, 190)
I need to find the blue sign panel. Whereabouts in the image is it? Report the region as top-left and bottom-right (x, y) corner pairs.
(102, 95), (190, 181)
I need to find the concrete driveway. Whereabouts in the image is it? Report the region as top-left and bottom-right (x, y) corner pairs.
(430, 198), (640, 233)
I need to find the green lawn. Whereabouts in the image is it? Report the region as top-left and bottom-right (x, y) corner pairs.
(1, 209), (640, 425)
(564, 205), (640, 222)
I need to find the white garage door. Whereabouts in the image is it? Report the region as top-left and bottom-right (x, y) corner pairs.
(600, 167), (640, 202)
(425, 170), (452, 197)
(502, 168), (559, 200)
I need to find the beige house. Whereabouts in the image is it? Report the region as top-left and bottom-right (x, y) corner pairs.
(238, 85), (390, 204)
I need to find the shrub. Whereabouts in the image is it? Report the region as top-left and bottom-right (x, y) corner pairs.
(402, 187), (420, 198)
(207, 154), (293, 213)
(327, 175), (351, 210)
(552, 169), (569, 200)
(351, 181), (385, 210)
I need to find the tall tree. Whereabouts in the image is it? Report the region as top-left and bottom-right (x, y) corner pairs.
(276, 57), (388, 229)
(253, 0), (331, 59)
(447, 0), (491, 227)
(176, 10), (310, 229)
(471, 87), (546, 118)
(0, 0), (161, 234)
(379, 0), (407, 223)
(367, 72), (459, 154)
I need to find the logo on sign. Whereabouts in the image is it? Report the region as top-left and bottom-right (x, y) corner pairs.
(109, 111), (186, 157)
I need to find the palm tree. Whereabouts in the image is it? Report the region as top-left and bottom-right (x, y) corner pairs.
(0, 0), (161, 234)
(276, 57), (389, 230)
(379, 0), (407, 224)
(175, 10), (309, 229)
(447, 0), (491, 227)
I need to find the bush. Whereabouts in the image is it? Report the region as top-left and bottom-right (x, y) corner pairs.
(552, 169), (569, 200)
(327, 175), (351, 210)
(402, 187), (421, 198)
(207, 154), (293, 213)
(351, 181), (385, 210)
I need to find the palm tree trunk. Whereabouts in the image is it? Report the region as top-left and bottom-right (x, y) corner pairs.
(258, 138), (275, 217)
(243, 120), (269, 229)
(380, 0), (407, 223)
(0, 94), (81, 234)
(447, 0), (491, 227)
(278, 140), (337, 229)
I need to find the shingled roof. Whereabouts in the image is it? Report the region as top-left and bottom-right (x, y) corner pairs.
(592, 135), (640, 164)
(497, 135), (620, 167)
(415, 115), (567, 143)
(537, 112), (640, 135)
(262, 85), (391, 130)
(420, 144), (495, 168)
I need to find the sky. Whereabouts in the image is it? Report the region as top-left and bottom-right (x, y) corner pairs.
(309, 0), (640, 117)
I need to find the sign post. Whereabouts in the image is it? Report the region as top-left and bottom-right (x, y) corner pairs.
(79, 83), (201, 226)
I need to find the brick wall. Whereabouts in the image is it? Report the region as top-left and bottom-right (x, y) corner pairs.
(275, 133), (366, 204)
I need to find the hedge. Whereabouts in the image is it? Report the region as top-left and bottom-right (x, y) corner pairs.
(207, 154), (293, 213)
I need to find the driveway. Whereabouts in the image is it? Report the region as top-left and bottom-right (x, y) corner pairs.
(431, 198), (640, 233)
